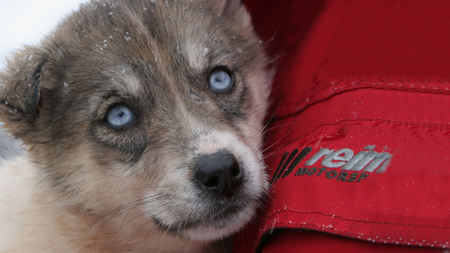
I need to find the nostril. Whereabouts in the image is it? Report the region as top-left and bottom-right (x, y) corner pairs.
(230, 161), (241, 178)
(204, 176), (220, 189)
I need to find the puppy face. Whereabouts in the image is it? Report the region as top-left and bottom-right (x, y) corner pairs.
(0, 0), (271, 242)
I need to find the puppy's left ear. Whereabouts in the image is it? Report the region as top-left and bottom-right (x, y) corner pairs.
(210, 0), (252, 29)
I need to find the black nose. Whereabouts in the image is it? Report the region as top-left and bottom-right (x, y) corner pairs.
(194, 152), (243, 198)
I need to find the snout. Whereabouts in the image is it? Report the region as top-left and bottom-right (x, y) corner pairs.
(194, 151), (243, 199)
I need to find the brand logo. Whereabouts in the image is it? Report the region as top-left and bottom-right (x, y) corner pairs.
(270, 145), (392, 184)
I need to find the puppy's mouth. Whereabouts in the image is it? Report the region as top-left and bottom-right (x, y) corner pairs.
(146, 148), (267, 241)
(150, 189), (261, 241)
(152, 203), (242, 232)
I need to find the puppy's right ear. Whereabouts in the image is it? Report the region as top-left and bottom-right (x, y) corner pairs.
(0, 46), (53, 139)
(0, 47), (47, 116)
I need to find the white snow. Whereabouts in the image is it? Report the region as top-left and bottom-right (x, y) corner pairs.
(0, 0), (90, 70)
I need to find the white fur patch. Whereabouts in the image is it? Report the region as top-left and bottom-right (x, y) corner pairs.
(144, 126), (268, 241)
(182, 204), (256, 241)
(0, 156), (80, 252)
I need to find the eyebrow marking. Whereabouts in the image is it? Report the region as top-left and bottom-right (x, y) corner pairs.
(183, 39), (208, 70)
(104, 67), (143, 97)
(121, 74), (142, 97)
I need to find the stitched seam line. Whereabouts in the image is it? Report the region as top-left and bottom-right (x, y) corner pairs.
(262, 220), (450, 249)
(272, 86), (450, 121)
(279, 81), (450, 107)
(264, 209), (450, 230)
(266, 118), (449, 156)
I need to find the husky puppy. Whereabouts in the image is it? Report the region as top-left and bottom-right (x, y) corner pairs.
(0, 0), (271, 252)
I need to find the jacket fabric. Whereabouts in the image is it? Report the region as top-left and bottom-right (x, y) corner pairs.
(236, 0), (450, 251)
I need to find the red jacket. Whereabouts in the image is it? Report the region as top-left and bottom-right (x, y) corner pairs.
(236, 0), (450, 252)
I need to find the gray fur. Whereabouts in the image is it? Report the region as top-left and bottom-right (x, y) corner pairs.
(0, 1), (271, 251)
(0, 127), (23, 161)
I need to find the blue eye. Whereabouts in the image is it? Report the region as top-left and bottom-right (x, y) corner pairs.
(209, 68), (233, 93)
(106, 105), (135, 128)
